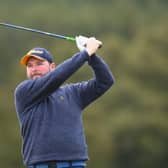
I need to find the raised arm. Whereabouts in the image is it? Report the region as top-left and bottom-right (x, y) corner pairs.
(72, 37), (115, 108)
(71, 54), (114, 109)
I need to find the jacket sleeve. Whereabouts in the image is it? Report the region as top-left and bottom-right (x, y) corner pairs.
(15, 51), (90, 110)
(72, 54), (115, 109)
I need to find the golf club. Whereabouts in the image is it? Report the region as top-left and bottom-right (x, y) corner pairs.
(0, 22), (76, 42)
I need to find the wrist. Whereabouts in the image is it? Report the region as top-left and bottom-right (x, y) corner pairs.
(85, 48), (94, 56)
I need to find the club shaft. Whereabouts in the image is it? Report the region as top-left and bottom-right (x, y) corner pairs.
(0, 23), (76, 42)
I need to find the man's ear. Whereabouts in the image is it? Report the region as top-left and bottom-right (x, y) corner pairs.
(50, 62), (56, 70)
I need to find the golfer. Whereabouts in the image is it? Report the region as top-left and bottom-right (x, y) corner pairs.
(14, 36), (114, 168)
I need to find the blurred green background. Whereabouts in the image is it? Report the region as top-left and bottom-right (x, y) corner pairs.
(0, 0), (167, 168)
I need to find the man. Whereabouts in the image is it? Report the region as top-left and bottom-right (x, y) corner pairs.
(14, 36), (115, 168)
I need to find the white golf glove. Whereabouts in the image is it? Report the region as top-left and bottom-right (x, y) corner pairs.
(75, 35), (88, 51)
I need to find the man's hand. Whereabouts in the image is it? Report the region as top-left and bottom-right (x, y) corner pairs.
(85, 37), (102, 56)
(75, 35), (88, 51)
(76, 35), (102, 56)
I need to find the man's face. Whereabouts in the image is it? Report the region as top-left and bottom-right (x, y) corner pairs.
(26, 57), (55, 79)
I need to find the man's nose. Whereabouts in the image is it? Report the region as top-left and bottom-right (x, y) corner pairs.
(30, 65), (38, 71)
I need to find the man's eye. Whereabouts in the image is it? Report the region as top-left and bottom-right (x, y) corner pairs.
(27, 64), (32, 67)
(37, 62), (44, 66)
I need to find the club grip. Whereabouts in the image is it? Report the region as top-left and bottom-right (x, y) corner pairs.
(98, 43), (102, 48)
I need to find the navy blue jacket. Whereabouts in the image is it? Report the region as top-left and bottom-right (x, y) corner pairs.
(14, 51), (114, 166)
